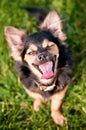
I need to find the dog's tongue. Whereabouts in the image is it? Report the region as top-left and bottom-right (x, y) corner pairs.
(39, 61), (54, 79)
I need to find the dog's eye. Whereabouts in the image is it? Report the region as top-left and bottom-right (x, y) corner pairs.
(27, 51), (37, 56)
(28, 51), (33, 55)
(47, 44), (54, 50)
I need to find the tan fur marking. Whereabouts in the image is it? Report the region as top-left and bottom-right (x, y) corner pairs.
(42, 39), (50, 48)
(24, 52), (42, 82)
(51, 85), (68, 126)
(26, 44), (37, 54)
(24, 44), (42, 81)
(42, 39), (59, 55)
(23, 86), (43, 110)
(33, 99), (42, 111)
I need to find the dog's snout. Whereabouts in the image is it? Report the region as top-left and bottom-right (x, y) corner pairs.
(38, 53), (48, 61)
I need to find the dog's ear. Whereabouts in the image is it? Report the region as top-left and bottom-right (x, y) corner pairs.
(40, 11), (66, 41)
(4, 26), (26, 61)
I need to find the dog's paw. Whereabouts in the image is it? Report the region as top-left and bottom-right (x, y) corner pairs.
(51, 111), (67, 126)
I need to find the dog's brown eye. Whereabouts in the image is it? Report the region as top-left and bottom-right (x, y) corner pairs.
(28, 51), (33, 55)
(27, 51), (37, 55)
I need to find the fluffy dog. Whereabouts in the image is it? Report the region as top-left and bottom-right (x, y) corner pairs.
(4, 8), (72, 126)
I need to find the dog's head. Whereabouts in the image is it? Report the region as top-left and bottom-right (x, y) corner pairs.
(4, 11), (66, 85)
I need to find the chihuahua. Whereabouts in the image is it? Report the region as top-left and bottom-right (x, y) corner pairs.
(4, 8), (72, 126)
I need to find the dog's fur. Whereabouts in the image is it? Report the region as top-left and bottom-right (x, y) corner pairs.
(4, 8), (72, 126)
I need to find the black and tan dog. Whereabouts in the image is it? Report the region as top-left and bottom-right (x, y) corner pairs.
(4, 8), (72, 126)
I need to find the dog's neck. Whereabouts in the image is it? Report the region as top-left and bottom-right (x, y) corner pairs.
(34, 78), (56, 92)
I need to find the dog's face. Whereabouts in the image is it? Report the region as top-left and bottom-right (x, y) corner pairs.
(22, 31), (59, 85)
(4, 11), (66, 85)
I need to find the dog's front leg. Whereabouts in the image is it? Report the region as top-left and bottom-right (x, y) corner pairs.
(23, 86), (43, 111)
(33, 98), (43, 111)
(51, 86), (68, 126)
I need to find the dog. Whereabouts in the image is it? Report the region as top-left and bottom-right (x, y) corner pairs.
(4, 8), (72, 126)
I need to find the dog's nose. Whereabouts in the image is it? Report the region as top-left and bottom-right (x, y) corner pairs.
(38, 53), (48, 61)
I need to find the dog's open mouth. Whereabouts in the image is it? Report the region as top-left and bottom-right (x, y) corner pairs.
(39, 61), (54, 79)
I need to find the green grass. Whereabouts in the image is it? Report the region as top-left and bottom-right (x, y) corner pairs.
(0, 0), (86, 129)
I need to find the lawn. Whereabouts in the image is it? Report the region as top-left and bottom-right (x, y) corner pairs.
(0, 0), (86, 129)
